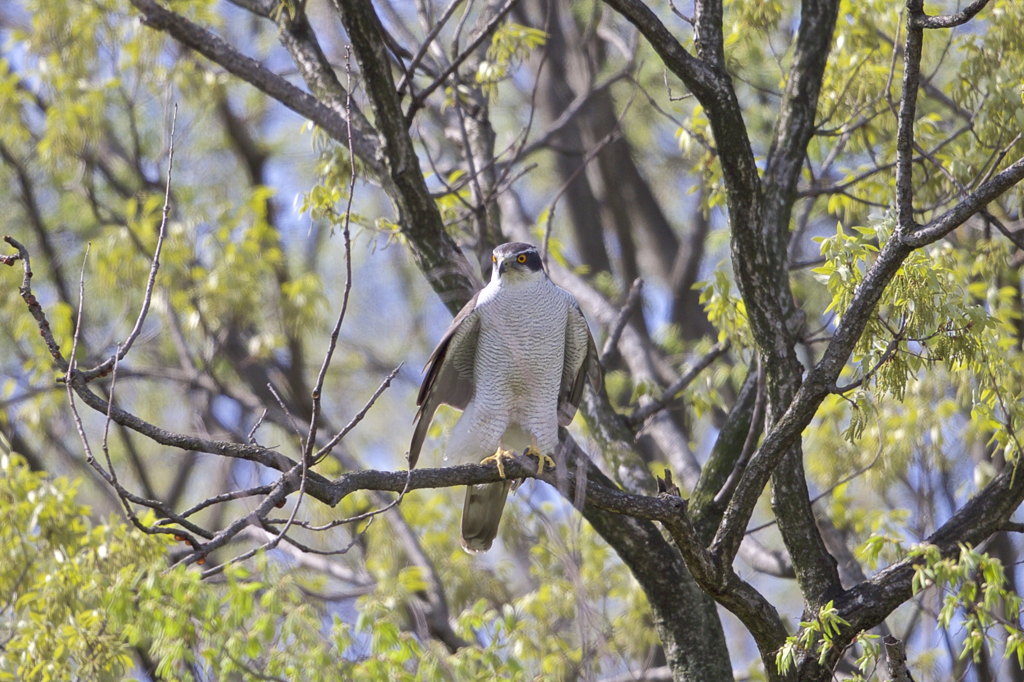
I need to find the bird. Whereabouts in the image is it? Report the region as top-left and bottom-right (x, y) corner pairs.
(409, 242), (602, 553)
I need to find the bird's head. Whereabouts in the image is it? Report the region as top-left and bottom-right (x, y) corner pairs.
(490, 242), (545, 284)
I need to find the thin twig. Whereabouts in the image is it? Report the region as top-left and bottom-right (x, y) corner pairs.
(273, 515), (377, 556)
(450, 75), (487, 229)
(247, 408), (269, 445)
(268, 383), (305, 442)
(666, 0), (693, 24)
(449, 0), (475, 61)
(747, 415), (884, 535)
(271, 439), (310, 568)
(60, 242), (213, 544)
(600, 278), (643, 367)
(67, 245), (97, 469)
(984, 210), (1024, 250)
(192, 473), (299, 576)
(405, 0), (519, 121)
(81, 105), (177, 382)
(62, 247), (204, 547)
(626, 340), (731, 426)
(509, 63), (636, 163)
(305, 47), (357, 462)
(264, 468), (413, 532)
(713, 356), (765, 509)
(313, 364), (403, 463)
(396, 0), (467, 95)
(975, 132), (1023, 191)
(831, 324), (905, 394)
(159, 485), (275, 522)
(100, 353), (121, 481)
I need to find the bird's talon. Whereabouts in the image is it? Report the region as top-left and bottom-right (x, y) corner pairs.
(523, 446), (556, 475)
(481, 448), (516, 479)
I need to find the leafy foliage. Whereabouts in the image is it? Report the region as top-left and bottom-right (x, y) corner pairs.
(2, 0), (1024, 679)
(476, 23), (547, 99)
(0, 446), (658, 681)
(912, 543), (1024, 667)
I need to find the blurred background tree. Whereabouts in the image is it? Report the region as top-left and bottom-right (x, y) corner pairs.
(1, 0), (1024, 680)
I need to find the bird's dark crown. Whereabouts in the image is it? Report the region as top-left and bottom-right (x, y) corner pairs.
(493, 242), (537, 258)
(493, 242), (543, 273)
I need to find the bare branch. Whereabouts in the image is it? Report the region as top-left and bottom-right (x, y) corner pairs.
(314, 365), (403, 463)
(625, 340), (731, 426)
(334, 0), (480, 314)
(396, 0), (468, 95)
(81, 105), (177, 382)
(600, 278), (644, 367)
(405, 0), (519, 119)
(305, 49), (358, 462)
(128, 0), (384, 176)
(909, 0), (989, 29)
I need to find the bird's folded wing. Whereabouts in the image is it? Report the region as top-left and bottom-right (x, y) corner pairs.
(558, 302), (603, 427)
(409, 292), (481, 468)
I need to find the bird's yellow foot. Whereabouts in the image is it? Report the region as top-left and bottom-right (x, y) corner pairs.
(481, 448), (517, 479)
(523, 446), (556, 475)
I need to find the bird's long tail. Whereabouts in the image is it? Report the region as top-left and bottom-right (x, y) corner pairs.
(461, 481), (512, 553)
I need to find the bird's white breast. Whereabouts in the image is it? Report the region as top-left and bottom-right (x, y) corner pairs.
(470, 277), (570, 449)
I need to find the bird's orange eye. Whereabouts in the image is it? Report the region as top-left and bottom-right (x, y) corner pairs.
(517, 254), (527, 263)
(492, 255), (496, 263)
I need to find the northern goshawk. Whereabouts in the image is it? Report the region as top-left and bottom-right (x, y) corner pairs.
(409, 242), (602, 553)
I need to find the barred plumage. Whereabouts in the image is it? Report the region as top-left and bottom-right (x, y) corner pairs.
(409, 242), (601, 553)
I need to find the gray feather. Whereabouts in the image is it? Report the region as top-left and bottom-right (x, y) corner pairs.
(558, 302), (602, 427)
(409, 292), (481, 468)
(461, 481), (512, 553)
(410, 243), (602, 554)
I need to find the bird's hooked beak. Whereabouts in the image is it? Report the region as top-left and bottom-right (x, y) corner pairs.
(497, 257), (509, 276)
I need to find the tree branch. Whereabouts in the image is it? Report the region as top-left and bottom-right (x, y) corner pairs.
(909, 0), (990, 29)
(903, 154), (1024, 247)
(762, 0), (841, 266)
(894, 0), (924, 233)
(128, 0), (385, 178)
(321, 444), (790, 671)
(599, 0), (718, 99)
(600, 278), (644, 367)
(625, 340), (731, 426)
(332, 0), (480, 314)
(708, 0), (1024, 581)
(404, 0), (519, 120)
(821, 444), (1024, 669)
